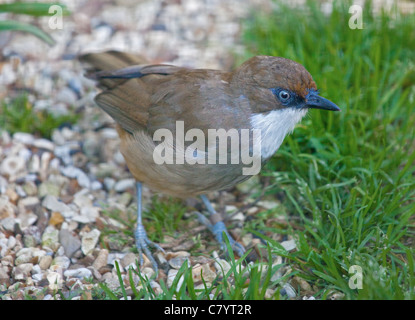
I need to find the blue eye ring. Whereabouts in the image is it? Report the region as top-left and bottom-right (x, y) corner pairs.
(278, 90), (290, 102)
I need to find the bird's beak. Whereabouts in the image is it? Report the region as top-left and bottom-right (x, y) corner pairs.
(305, 91), (340, 112)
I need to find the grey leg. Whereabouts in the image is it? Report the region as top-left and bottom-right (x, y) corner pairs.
(199, 195), (245, 256)
(134, 181), (164, 274)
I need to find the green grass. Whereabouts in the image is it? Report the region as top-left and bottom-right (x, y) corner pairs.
(0, 94), (79, 139)
(236, 0), (415, 299)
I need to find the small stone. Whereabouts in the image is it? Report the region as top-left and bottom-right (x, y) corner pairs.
(59, 229), (81, 258)
(88, 266), (102, 280)
(165, 251), (191, 259)
(64, 268), (92, 279)
(281, 283), (296, 298)
(60, 166), (90, 189)
(155, 252), (168, 268)
(23, 234), (37, 248)
(118, 192), (132, 206)
(291, 276), (312, 293)
(42, 195), (72, 215)
(73, 193), (92, 208)
(31, 264), (42, 275)
(141, 267), (155, 279)
(92, 249), (109, 270)
(0, 267), (10, 285)
(280, 239), (296, 252)
(13, 132), (35, 145)
(81, 229), (101, 255)
(17, 210), (38, 229)
(5, 188), (19, 203)
(13, 263), (33, 280)
(47, 271), (63, 290)
(169, 256), (190, 269)
(7, 236), (17, 249)
(0, 156), (26, 180)
(15, 250), (33, 265)
(38, 181), (61, 198)
(51, 256), (70, 269)
(79, 206), (100, 223)
(49, 212), (65, 226)
(22, 181), (38, 196)
(167, 268), (184, 289)
(113, 151), (125, 165)
(121, 252), (138, 268)
(41, 226), (60, 251)
(90, 181), (102, 191)
(0, 195), (17, 219)
(17, 196), (40, 212)
(38, 255), (53, 270)
(1, 217), (16, 232)
(214, 258), (231, 276)
(33, 139), (55, 151)
(104, 277), (121, 291)
(114, 178), (135, 192)
(103, 177), (115, 190)
(57, 87), (77, 106)
(257, 200), (280, 210)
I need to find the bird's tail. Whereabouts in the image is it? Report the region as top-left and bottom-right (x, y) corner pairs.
(79, 50), (149, 90)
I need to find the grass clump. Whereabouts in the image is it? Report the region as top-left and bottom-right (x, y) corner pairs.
(0, 94), (79, 139)
(238, 0), (415, 299)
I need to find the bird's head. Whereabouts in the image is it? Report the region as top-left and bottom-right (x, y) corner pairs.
(232, 55), (340, 113)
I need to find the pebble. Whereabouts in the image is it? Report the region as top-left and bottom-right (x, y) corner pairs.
(0, 195), (17, 219)
(47, 271), (63, 290)
(167, 269), (184, 289)
(92, 249), (109, 270)
(281, 239), (297, 252)
(12, 263), (33, 280)
(281, 283), (296, 298)
(38, 256), (53, 270)
(81, 229), (100, 255)
(114, 178), (136, 192)
(59, 229), (81, 258)
(192, 263), (216, 283)
(33, 139), (55, 151)
(42, 195), (73, 216)
(51, 256), (71, 270)
(41, 226), (60, 251)
(0, 156), (26, 178)
(38, 181), (61, 198)
(64, 267), (92, 279)
(169, 256), (190, 269)
(13, 132), (35, 145)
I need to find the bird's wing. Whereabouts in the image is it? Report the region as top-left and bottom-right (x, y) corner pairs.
(80, 51), (251, 137)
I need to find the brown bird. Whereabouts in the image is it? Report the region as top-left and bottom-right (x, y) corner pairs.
(80, 51), (339, 273)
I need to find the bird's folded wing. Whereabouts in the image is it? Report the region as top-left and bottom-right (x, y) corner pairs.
(79, 51), (245, 139)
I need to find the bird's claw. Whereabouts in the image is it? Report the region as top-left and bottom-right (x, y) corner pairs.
(135, 224), (164, 275)
(212, 221), (246, 257)
(195, 212), (245, 257)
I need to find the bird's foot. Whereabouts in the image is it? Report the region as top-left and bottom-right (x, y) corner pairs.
(195, 212), (245, 257)
(135, 224), (164, 275)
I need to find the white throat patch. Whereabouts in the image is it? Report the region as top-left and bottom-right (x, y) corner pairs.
(250, 108), (307, 160)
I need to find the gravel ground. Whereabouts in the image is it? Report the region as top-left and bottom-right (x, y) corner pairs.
(0, 0), (295, 300)
(3, 0), (411, 300)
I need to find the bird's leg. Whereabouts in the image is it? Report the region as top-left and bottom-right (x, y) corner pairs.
(199, 195), (245, 257)
(134, 181), (164, 274)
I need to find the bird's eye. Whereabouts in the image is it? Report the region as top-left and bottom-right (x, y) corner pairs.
(278, 90), (290, 102)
